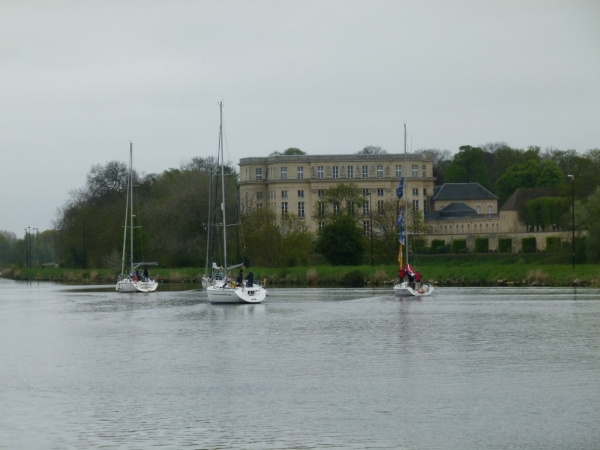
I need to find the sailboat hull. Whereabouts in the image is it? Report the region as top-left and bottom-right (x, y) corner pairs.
(206, 284), (267, 304)
(116, 279), (158, 293)
(394, 281), (434, 297)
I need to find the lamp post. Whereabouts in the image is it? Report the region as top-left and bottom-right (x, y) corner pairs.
(24, 228), (28, 268)
(366, 192), (374, 267)
(567, 175), (575, 268)
(27, 226), (31, 269)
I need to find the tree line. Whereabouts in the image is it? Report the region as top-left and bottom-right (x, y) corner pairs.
(1, 143), (600, 269)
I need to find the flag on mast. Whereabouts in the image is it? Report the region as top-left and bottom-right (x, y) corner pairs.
(396, 178), (405, 199)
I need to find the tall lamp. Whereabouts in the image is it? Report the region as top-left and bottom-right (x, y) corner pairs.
(567, 174), (575, 268)
(366, 192), (374, 267)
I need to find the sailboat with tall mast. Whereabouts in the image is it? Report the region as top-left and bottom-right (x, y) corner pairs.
(393, 124), (434, 297)
(206, 102), (267, 304)
(116, 143), (158, 293)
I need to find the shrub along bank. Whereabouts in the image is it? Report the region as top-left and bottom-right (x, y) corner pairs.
(2, 254), (599, 287)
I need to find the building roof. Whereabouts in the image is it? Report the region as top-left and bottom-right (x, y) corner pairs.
(425, 202), (478, 219)
(500, 188), (562, 211)
(433, 183), (498, 201)
(239, 152), (432, 165)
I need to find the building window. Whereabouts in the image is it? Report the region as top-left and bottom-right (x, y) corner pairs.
(298, 202), (305, 218)
(486, 224), (489, 232)
(377, 188), (384, 197)
(333, 202), (340, 215)
(317, 166), (324, 179)
(332, 166), (339, 178)
(362, 165), (369, 178)
(363, 220), (371, 236)
(281, 202), (288, 215)
(480, 224), (483, 232)
(412, 165), (418, 177)
(255, 168), (263, 181)
(427, 226), (433, 235)
(256, 203), (263, 208)
(377, 165), (383, 178)
(468, 224), (470, 232)
(476, 205), (481, 214)
(298, 190), (304, 198)
(363, 189), (369, 196)
(377, 200), (384, 216)
(281, 167), (287, 180)
(422, 165), (426, 177)
(413, 200), (419, 211)
(396, 165), (402, 177)
(423, 188), (427, 196)
(363, 200), (369, 216)
(461, 225), (464, 233)
(297, 167), (304, 179)
(318, 189), (324, 197)
(318, 221), (324, 230)
(347, 166), (354, 178)
(412, 188), (419, 196)
(317, 201), (325, 216)
(444, 225), (447, 234)
(281, 190), (288, 198)
(487, 205), (493, 214)
(256, 191), (263, 199)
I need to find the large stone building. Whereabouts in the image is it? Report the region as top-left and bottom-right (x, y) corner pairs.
(238, 153), (435, 232)
(239, 154), (568, 252)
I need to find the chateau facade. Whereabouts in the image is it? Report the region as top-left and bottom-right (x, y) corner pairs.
(238, 154), (567, 252)
(238, 153), (435, 232)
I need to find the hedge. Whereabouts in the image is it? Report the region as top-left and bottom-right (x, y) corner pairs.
(545, 236), (562, 253)
(498, 238), (512, 253)
(522, 237), (537, 253)
(451, 239), (467, 253)
(474, 237), (489, 253)
(430, 239), (446, 254)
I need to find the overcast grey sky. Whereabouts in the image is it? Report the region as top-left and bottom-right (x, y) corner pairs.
(1, 0), (599, 236)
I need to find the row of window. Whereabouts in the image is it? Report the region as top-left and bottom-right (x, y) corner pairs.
(429, 223), (501, 234)
(255, 164), (427, 181)
(260, 188), (426, 200)
(257, 199), (425, 219)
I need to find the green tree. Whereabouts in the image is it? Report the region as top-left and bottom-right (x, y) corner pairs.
(279, 214), (313, 266)
(241, 208), (282, 267)
(316, 214), (365, 265)
(417, 148), (452, 185)
(444, 145), (492, 189)
(356, 146), (387, 155)
(312, 183), (364, 224)
(270, 147), (306, 156)
(582, 186), (600, 263)
(495, 160), (565, 206)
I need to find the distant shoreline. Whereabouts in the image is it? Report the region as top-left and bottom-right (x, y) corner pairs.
(2, 260), (598, 288)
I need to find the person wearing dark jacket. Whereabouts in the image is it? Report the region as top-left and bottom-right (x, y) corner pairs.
(236, 269), (244, 286)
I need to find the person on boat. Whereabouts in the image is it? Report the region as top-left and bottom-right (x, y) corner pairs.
(398, 267), (405, 281)
(247, 272), (254, 287)
(222, 272), (231, 288)
(415, 271), (422, 288)
(236, 269), (244, 287)
(143, 267), (149, 281)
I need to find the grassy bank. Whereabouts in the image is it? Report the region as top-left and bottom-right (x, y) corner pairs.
(2, 254), (599, 287)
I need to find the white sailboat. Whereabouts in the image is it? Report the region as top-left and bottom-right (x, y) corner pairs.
(393, 124), (434, 297)
(206, 102), (267, 304)
(116, 143), (158, 293)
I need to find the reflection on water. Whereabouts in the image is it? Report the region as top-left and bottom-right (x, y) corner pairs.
(1, 278), (600, 449)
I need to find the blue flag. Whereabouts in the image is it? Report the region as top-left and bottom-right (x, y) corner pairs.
(396, 178), (405, 199)
(397, 210), (405, 244)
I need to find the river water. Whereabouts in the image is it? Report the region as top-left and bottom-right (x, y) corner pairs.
(1, 278), (599, 449)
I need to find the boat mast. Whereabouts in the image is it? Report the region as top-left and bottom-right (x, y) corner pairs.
(120, 143), (131, 278)
(219, 101), (228, 273)
(404, 122), (409, 267)
(130, 143), (134, 272)
(204, 167), (213, 277)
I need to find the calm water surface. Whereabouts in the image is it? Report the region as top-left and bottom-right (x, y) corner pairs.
(1, 278), (599, 449)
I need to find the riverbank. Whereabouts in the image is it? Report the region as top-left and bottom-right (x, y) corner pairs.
(2, 255), (599, 287)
